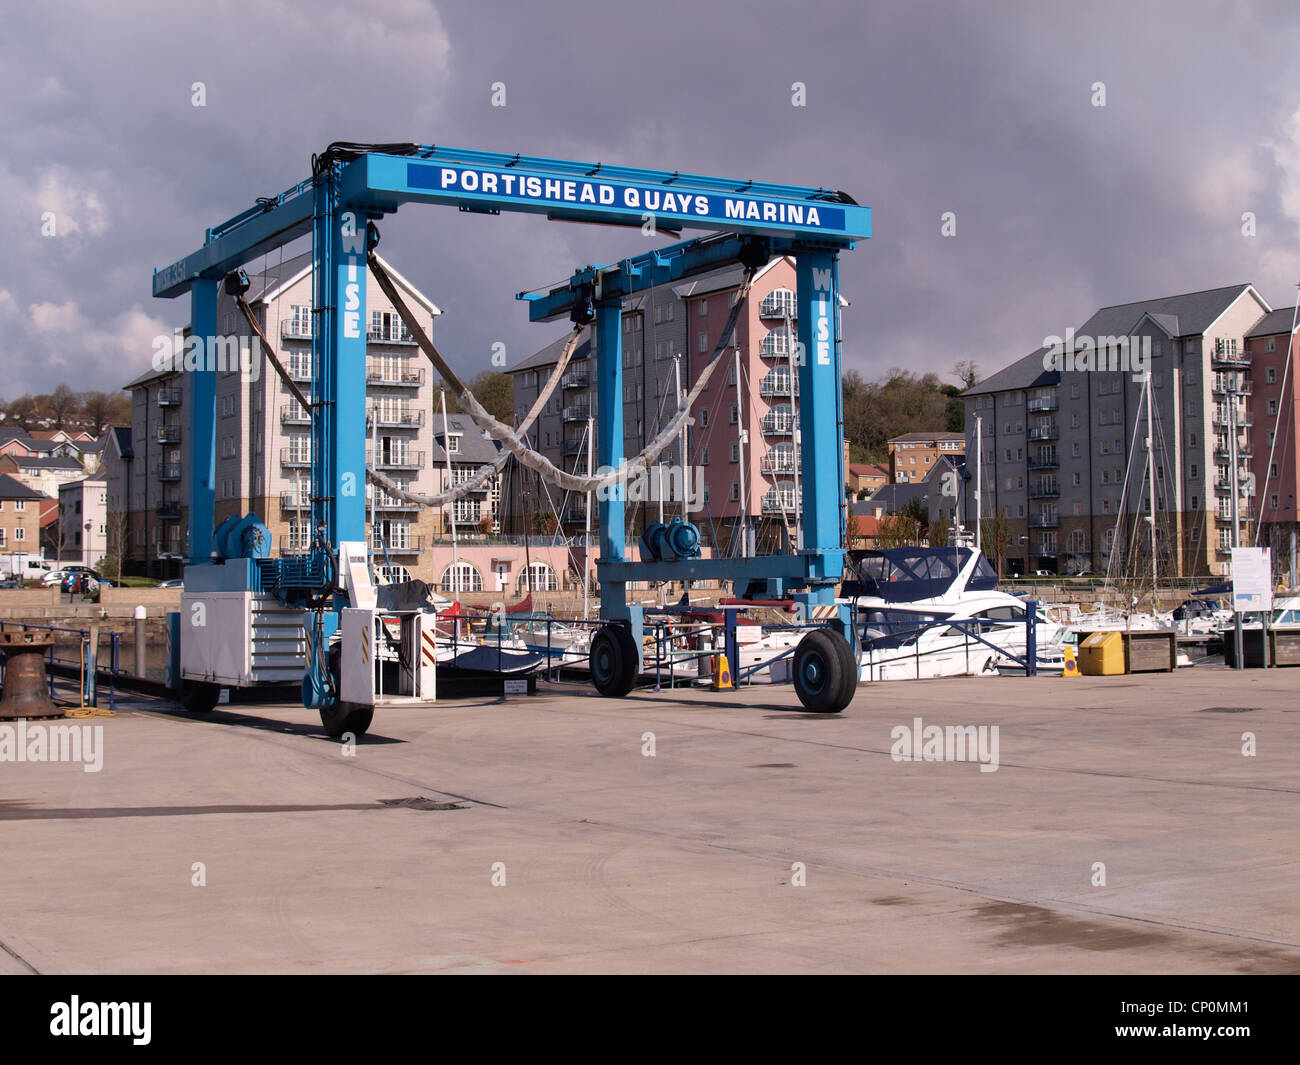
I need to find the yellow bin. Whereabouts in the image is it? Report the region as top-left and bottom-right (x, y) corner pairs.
(1078, 631), (1125, 676)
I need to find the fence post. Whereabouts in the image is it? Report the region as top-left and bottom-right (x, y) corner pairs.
(1026, 599), (1038, 676)
(134, 605), (147, 677)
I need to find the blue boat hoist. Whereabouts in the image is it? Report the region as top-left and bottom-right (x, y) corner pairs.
(152, 142), (871, 734)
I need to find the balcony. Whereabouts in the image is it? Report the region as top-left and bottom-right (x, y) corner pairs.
(373, 495), (419, 512)
(369, 535), (425, 554)
(1028, 483), (1060, 499)
(1212, 378), (1251, 395)
(761, 491), (798, 515)
(157, 500), (182, 520)
(280, 403), (311, 425)
(281, 320), (313, 340)
(1027, 425), (1058, 442)
(287, 361), (313, 382)
(562, 506), (587, 525)
(759, 289), (796, 320)
(280, 536), (311, 556)
(762, 410), (794, 436)
(1026, 396), (1058, 413)
(367, 327), (416, 345)
(759, 371), (798, 398)
(156, 425), (182, 444)
(1027, 454), (1059, 470)
(368, 450), (424, 470)
(1029, 514), (1059, 528)
(562, 405), (591, 423)
(158, 463), (182, 482)
(156, 538), (183, 558)
(157, 388), (182, 407)
(366, 364), (425, 387)
(280, 492), (311, 510)
(561, 372), (589, 390)
(370, 408), (424, 428)
(1211, 348), (1250, 368)
(280, 449), (312, 468)
(760, 452), (797, 475)
(1213, 440), (1252, 459)
(759, 331), (795, 359)
(564, 439), (587, 456)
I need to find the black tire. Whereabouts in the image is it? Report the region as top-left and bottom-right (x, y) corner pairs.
(321, 642), (372, 739)
(792, 629), (855, 713)
(181, 681), (221, 713)
(589, 624), (638, 697)
(319, 702), (373, 740)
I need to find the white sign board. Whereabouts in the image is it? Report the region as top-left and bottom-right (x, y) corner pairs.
(503, 678), (529, 695)
(1231, 547), (1272, 613)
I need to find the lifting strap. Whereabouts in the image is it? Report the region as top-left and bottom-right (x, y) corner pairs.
(368, 251), (756, 495)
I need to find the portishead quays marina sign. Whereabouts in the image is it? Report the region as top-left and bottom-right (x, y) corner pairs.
(413, 164), (848, 230)
(344, 152), (871, 243)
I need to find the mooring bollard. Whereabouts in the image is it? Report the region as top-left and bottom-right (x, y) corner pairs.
(134, 604), (147, 678)
(0, 630), (65, 720)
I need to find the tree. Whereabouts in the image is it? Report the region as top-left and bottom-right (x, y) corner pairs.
(48, 384), (79, 429)
(980, 506), (1015, 578)
(441, 371), (515, 425)
(81, 392), (130, 436)
(950, 360), (979, 390)
(875, 514), (922, 549)
(929, 514), (952, 549)
(7, 394), (41, 429)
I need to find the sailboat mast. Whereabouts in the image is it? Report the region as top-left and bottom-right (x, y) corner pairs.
(1145, 370), (1158, 609)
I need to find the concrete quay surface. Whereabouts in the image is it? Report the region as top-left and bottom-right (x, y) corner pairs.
(1, 667), (1296, 974)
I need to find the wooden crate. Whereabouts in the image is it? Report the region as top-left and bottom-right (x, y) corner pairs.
(1122, 630), (1177, 672)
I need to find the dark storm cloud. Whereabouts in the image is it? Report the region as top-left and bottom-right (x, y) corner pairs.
(2, 0), (1298, 398)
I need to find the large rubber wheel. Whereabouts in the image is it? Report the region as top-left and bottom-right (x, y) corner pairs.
(321, 643), (373, 739)
(319, 702), (373, 740)
(181, 681), (221, 713)
(589, 624), (638, 697)
(792, 629), (856, 713)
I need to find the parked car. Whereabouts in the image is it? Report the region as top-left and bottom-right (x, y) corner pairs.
(41, 566), (103, 587)
(156, 579), (184, 588)
(0, 559), (55, 582)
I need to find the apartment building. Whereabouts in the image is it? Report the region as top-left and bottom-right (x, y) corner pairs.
(888, 432), (966, 483)
(113, 252), (457, 579)
(506, 257), (832, 554)
(57, 478), (107, 568)
(963, 283), (1272, 577)
(0, 474), (45, 566)
(1245, 308), (1300, 577)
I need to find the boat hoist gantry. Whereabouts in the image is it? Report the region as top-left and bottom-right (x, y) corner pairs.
(152, 142), (872, 731)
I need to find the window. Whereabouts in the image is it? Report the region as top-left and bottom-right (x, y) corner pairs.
(729, 403), (738, 425)
(1072, 472), (1081, 486)
(730, 442), (739, 463)
(1271, 493), (1280, 509)
(1268, 399), (1278, 415)
(730, 482), (740, 501)
(700, 408), (709, 428)
(698, 298), (708, 317)
(14, 499), (24, 512)
(1189, 432), (1197, 448)
(1266, 338), (1276, 353)
(1190, 496), (1198, 510)
(441, 562), (483, 593)
(698, 332), (708, 353)
(14, 528), (25, 542)
(518, 561), (557, 592)
(1190, 464), (1198, 478)
(701, 446), (710, 465)
(447, 435), (460, 453)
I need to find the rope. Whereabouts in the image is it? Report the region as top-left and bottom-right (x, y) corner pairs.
(368, 250), (756, 495)
(367, 325), (582, 507)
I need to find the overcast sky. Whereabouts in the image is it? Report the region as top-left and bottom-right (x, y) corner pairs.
(3, 0), (1299, 400)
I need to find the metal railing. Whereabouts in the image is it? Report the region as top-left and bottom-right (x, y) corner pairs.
(368, 450), (425, 470)
(366, 365), (425, 386)
(280, 403), (311, 424)
(0, 620), (124, 711)
(156, 425), (182, 443)
(158, 463), (182, 482)
(280, 449), (312, 467)
(369, 409), (424, 427)
(157, 388), (182, 406)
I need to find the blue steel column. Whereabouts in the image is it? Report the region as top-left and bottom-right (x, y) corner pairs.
(794, 249), (846, 597)
(310, 181), (368, 553)
(595, 298), (627, 621)
(187, 277), (218, 563)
